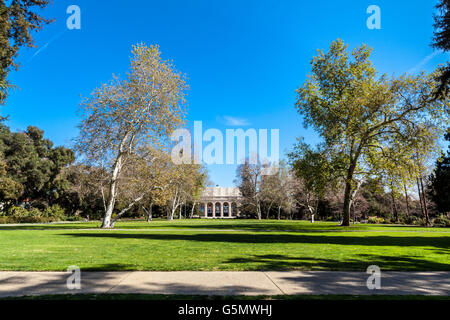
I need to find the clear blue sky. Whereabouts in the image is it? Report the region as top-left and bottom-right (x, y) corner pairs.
(3, 0), (448, 186)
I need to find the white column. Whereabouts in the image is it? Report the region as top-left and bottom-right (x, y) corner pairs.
(220, 202), (224, 218)
(204, 203), (208, 218)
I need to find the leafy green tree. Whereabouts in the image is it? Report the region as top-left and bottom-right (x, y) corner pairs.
(429, 129), (450, 213)
(0, 154), (23, 203)
(56, 164), (107, 218)
(0, 0), (52, 104)
(0, 124), (74, 208)
(295, 40), (449, 226)
(289, 139), (338, 222)
(432, 0), (450, 99)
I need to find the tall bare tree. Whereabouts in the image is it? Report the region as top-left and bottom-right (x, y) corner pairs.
(76, 44), (188, 228)
(235, 162), (263, 219)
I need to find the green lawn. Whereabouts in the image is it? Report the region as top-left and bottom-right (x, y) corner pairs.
(0, 220), (448, 271)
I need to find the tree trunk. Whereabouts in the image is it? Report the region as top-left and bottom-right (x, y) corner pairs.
(416, 178), (425, 217)
(110, 193), (145, 227)
(404, 184), (410, 216)
(419, 176), (430, 226)
(342, 179), (352, 226)
(342, 159), (359, 227)
(168, 190), (179, 220)
(190, 202), (195, 219)
(257, 201), (262, 220)
(391, 191), (398, 222)
(266, 202), (273, 220)
(101, 153), (123, 228)
(169, 206), (175, 220)
(145, 202), (153, 222)
(277, 205), (281, 220)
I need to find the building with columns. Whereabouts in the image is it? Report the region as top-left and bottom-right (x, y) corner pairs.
(199, 187), (242, 218)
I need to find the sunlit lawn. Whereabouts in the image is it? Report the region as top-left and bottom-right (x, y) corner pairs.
(0, 220), (448, 271)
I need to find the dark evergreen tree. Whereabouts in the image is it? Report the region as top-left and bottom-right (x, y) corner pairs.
(429, 129), (450, 213)
(0, 123), (74, 207)
(0, 1), (52, 104)
(432, 0), (450, 99)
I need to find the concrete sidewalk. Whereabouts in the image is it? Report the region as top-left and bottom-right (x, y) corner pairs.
(0, 271), (449, 298)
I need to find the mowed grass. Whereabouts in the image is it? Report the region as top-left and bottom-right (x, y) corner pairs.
(0, 220), (448, 271)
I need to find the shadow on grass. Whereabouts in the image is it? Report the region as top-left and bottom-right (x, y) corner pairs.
(61, 232), (450, 249)
(222, 254), (450, 271)
(1, 221), (447, 232)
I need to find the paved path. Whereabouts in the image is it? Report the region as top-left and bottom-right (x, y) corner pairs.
(0, 271), (449, 297)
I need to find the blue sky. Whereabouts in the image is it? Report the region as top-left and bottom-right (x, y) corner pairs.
(3, 0), (449, 186)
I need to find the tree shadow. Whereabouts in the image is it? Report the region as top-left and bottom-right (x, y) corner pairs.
(0, 271), (278, 298)
(61, 232), (450, 249)
(222, 254), (450, 271)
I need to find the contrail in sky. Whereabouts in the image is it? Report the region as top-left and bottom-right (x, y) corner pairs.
(27, 29), (68, 63)
(407, 51), (446, 74)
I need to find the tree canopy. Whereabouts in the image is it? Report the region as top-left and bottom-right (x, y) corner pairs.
(294, 39), (449, 226)
(0, 0), (52, 104)
(432, 0), (450, 99)
(76, 43), (190, 228)
(429, 129), (450, 214)
(0, 123), (74, 207)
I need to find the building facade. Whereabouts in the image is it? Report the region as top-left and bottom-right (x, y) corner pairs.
(198, 187), (242, 218)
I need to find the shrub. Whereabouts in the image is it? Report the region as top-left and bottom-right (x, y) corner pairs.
(43, 205), (66, 220)
(433, 215), (450, 227)
(367, 216), (385, 224)
(6, 206), (42, 218)
(413, 218), (428, 226)
(367, 216), (377, 224)
(0, 206), (64, 224)
(65, 215), (83, 222)
(401, 215), (420, 225)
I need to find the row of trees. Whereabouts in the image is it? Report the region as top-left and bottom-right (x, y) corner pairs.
(1, 1), (448, 228)
(0, 121), (208, 224)
(235, 134), (450, 225)
(235, 25), (449, 225)
(0, 124), (74, 208)
(0, 44), (209, 223)
(74, 43), (209, 228)
(0, 2), (210, 227)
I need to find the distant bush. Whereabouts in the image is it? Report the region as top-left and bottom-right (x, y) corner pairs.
(367, 216), (385, 224)
(0, 205), (67, 224)
(401, 215), (420, 225)
(367, 216), (377, 224)
(43, 205), (66, 220)
(413, 218), (428, 226)
(65, 215), (83, 222)
(433, 215), (450, 227)
(6, 206), (42, 218)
